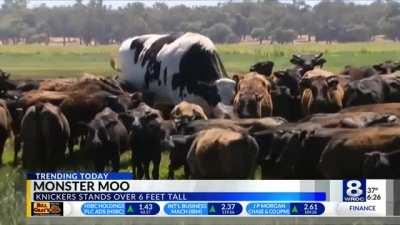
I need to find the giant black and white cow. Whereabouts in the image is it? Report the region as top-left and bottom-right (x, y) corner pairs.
(115, 32), (236, 116)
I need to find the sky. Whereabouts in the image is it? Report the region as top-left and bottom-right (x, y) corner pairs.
(0, 0), (389, 9)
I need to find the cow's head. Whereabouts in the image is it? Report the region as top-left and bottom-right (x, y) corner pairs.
(272, 70), (302, 97)
(83, 108), (120, 156)
(215, 78), (236, 105)
(171, 101), (208, 128)
(290, 53), (326, 75)
(0, 69), (15, 91)
(373, 60), (400, 74)
(105, 91), (144, 113)
(250, 61), (274, 77)
(85, 118), (115, 154)
(119, 102), (173, 149)
(233, 73), (273, 118)
(362, 151), (397, 178)
(300, 76), (344, 115)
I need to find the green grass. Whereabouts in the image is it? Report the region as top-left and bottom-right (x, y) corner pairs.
(1, 42), (400, 77)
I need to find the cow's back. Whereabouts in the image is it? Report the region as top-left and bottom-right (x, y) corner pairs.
(187, 128), (258, 179)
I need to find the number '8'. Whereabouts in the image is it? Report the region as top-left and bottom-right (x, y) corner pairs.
(346, 180), (363, 197)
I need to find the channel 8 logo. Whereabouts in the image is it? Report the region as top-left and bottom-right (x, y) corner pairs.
(342, 179), (366, 202)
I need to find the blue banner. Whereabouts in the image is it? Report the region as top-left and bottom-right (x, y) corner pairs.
(33, 192), (326, 202)
(27, 172), (133, 180)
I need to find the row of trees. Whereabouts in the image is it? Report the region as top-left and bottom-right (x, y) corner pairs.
(1, 0), (400, 45)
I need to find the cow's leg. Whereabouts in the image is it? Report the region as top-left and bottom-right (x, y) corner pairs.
(79, 135), (87, 151)
(111, 146), (120, 172)
(152, 152), (161, 179)
(94, 158), (106, 172)
(0, 137), (6, 165)
(68, 138), (75, 155)
(167, 164), (175, 179)
(183, 164), (190, 179)
(152, 161), (160, 180)
(13, 134), (21, 166)
(135, 160), (144, 179)
(143, 161), (150, 179)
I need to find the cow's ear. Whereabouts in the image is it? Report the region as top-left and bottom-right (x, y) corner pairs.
(373, 64), (383, 72)
(249, 63), (256, 72)
(290, 54), (302, 65)
(129, 92), (143, 108)
(232, 74), (241, 83)
(194, 108), (208, 120)
(394, 61), (400, 71)
(273, 71), (286, 78)
(232, 74), (241, 92)
(170, 104), (180, 118)
(315, 58), (326, 68)
(327, 76), (339, 87)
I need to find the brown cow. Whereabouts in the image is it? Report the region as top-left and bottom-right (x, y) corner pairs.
(21, 103), (70, 170)
(319, 125), (400, 179)
(170, 101), (208, 129)
(303, 68), (334, 79)
(179, 117), (286, 135)
(0, 100), (13, 165)
(301, 111), (398, 128)
(340, 65), (377, 81)
(300, 76), (344, 115)
(187, 128), (259, 179)
(233, 72), (273, 118)
(341, 103), (400, 117)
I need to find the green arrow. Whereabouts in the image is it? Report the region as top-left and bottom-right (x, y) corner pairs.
(291, 205), (298, 214)
(209, 205), (216, 213)
(127, 205), (134, 213)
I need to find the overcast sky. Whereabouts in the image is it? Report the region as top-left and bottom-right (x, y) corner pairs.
(0, 0), (385, 9)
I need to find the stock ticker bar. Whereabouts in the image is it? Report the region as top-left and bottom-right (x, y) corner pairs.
(25, 173), (399, 217)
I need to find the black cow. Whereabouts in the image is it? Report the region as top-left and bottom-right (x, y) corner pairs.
(122, 102), (172, 179)
(363, 150), (400, 179)
(249, 61), (274, 76)
(343, 74), (400, 107)
(373, 60), (400, 75)
(290, 53), (326, 76)
(116, 32), (235, 116)
(83, 107), (129, 172)
(270, 70), (302, 121)
(21, 103), (70, 170)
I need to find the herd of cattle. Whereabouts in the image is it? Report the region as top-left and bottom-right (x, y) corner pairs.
(1, 32), (400, 179)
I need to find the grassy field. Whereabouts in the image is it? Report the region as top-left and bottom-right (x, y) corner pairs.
(0, 41), (400, 224)
(1, 42), (400, 77)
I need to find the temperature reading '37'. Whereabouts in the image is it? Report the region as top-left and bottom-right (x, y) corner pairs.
(367, 187), (381, 200)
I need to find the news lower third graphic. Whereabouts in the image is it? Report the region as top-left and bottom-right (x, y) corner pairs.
(25, 173), (395, 217)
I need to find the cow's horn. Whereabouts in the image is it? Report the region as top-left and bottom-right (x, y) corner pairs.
(315, 52), (323, 58)
(292, 54), (302, 59)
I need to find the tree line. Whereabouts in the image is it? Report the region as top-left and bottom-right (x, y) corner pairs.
(0, 0), (400, 45)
